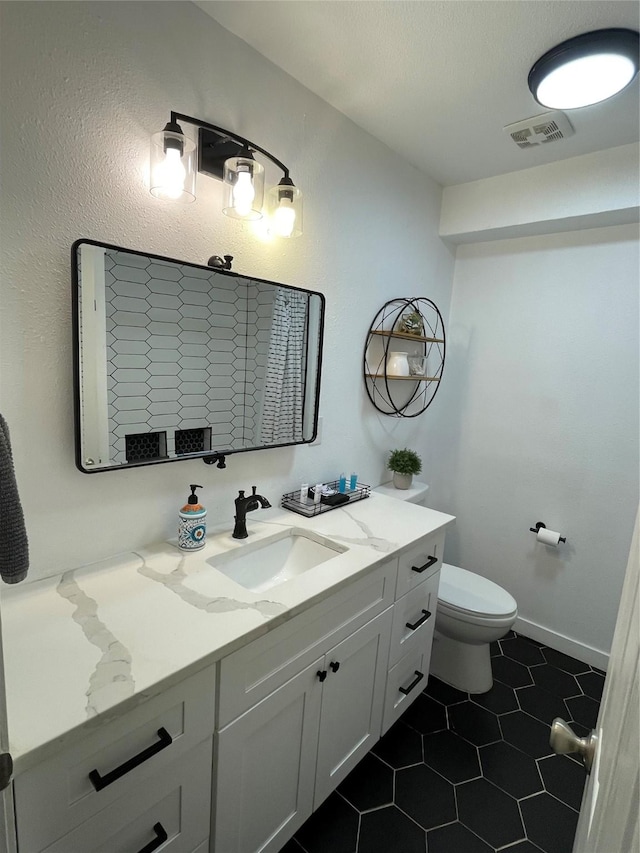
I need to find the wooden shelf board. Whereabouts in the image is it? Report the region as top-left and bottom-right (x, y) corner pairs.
(370, 329), (444, 344)
(365, 374), (441, 382)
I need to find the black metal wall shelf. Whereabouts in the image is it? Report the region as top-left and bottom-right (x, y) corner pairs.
(363, 298), (446, 417)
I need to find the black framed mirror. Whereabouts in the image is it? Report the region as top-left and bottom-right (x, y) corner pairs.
(72, 240), (324, 473)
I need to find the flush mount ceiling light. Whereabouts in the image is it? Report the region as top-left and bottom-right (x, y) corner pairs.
(150, 111), (303, 237)
(528, 28), (639, 109)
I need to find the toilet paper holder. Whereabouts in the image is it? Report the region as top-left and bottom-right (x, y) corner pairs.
(529, 521), (566, 543)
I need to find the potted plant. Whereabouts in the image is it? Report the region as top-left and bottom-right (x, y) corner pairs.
(387, 448), (422, 490)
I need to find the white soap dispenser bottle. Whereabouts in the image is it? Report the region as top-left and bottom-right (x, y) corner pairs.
(178, 484), (207, 550)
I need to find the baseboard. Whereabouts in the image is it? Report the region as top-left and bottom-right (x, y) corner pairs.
(514, 616), (609, 671)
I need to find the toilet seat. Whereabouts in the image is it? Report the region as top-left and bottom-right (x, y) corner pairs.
(439, 563), (517, 620)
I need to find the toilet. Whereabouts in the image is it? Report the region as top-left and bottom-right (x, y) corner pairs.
(430, 563), (517, 693)
(373, 480), (518, 694)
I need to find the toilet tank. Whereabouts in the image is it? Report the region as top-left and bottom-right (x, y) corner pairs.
(373, 481), (429, 506)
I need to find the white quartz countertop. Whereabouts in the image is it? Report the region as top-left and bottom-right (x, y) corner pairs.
(1, 494), (454, 773)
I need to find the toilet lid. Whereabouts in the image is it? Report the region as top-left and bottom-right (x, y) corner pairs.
(439, 563), (517, 618)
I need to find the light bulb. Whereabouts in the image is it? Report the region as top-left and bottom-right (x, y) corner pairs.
(232, 169), (256, 217)
(154, 147), (186, 200)
(273, 198), (297, 237)
(536, 53), (637, 108)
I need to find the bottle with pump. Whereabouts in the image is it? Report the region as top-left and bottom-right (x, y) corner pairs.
(178, 485), (207, 551)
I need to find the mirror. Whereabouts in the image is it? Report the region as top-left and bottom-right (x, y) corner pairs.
(72, 240), (324, 473)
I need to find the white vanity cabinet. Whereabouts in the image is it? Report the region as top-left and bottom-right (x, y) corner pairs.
(12, 666), (216, 853)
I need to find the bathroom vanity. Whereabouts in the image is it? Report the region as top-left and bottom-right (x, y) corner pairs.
(1, 495), (453, 853)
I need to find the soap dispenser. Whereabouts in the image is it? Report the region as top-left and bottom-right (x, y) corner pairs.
(178, 485), (207, 551)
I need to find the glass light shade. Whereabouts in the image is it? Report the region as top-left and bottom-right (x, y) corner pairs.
(268, 183), (303, 238)
(222, 157), (265, 220)
(535, 53), (637, 108)
(150, 130), (196, 203)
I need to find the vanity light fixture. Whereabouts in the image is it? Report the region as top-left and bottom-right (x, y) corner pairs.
(149, 111), (303, 237)
(528, 28), (639, 109)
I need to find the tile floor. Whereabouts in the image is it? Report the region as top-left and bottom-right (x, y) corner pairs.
(280, 631), (604, 853)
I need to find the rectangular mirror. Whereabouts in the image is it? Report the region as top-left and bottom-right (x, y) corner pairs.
(72, 240), (324, 473)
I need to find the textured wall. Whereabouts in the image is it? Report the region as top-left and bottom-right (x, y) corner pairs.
(0, 2), (454, 582)
(430, 224), (639, 658)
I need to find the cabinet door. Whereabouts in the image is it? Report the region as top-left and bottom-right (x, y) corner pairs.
(214, 658), (323, 853)
(314, 608), (393, 808)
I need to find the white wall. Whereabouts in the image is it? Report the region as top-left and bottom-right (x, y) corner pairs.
(0, 2), (455, 583)
(430, 224), (639, 662)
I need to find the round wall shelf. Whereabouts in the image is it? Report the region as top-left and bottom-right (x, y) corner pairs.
(363, 297), (446, 417)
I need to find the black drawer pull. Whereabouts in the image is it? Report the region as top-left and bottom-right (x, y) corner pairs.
(317, 669), (328, 682)
(399, 670), (424, 696)
(137, 822), (168, 853)
(330, 661), (340, 673)
(411, 555), (438, 573)
(88, 727), (173, 791)
(406, 609), (431, 631)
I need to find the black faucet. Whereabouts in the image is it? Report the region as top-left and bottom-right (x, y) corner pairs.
(232, 486), (272, 539)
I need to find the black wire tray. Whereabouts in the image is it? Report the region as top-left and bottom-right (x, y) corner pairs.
(281, 480), (371, 518)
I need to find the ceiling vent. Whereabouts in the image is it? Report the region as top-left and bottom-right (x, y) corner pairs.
(503, 111), (574, 149)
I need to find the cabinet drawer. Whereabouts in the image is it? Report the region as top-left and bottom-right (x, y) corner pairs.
(395, 531), (445, 599)
(39, 739), (212, 853)
(218, 560), (395, 726)
(14, 666), (215, 852)
(389, 571), (439, 667)
(382, 644), (431, 734)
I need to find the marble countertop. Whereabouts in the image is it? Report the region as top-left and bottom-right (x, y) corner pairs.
(1, 494), (454, 773)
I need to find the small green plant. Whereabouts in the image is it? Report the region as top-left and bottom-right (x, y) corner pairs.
(387, 448), (422, 476)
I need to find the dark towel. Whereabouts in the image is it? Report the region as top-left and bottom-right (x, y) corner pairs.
(0, 414), (29, 584)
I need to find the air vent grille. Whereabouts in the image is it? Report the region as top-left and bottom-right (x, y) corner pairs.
(504, 111), (574, 149)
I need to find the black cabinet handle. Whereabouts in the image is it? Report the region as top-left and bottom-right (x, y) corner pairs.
(411, 555), (438, 573)
(136, 822), (168, 853)
(330, 661), (340, 673)
(406, 609), (431, 631)
(399, 670), (424, 696)
(317, 670), (328, 682)
(88, 728), (173, 791)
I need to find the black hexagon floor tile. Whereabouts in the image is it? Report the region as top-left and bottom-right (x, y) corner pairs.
(542, 648), (591, 675)
(531, 664), (582, 699)
(456, 778), (525, 849)
(516, 685), (569, 725)
(372, 721), (423, 769)
(295, 792), (359, 853)
(479, 740), (543, 799)
(565, 695), (600, 729)
(426, 821), (493, 853)
(423, 729), (481, 783)
(471, 679), (519, 715)
(520, 792), (579, 853)
(423, 675), (467, 706)
(337, 752), (394, 812)
(501, 636), (546, 667)
(501, 842), (545, 853)
(357, 806), (426, 853)
(401, 693), (448, 734)
(500, 711), (555, 759)
(493, 655), (534, 688)
(449, 700), (502, 746)
(538, 753), (587, 811)
(394, 764), (456, 830)
(576, 670), (605, 701)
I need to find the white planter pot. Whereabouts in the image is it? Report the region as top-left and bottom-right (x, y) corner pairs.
(386, 351), (410, 377)
(392, 472), (413, 490)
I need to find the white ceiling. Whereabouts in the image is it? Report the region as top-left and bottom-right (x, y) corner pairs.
(195, 0), (640, 186)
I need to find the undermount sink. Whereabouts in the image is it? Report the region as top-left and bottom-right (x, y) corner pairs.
(207, 529), (347, 593)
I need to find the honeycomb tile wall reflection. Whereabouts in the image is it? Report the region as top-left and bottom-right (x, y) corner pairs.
(104, 250), (275, 465)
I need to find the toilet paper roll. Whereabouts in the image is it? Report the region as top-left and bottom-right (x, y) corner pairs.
(537, 527), (561, 547)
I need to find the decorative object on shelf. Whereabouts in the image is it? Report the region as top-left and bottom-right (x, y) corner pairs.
(398, 311), (424, 336)
(363, 297), (446, 417)
(208, 254), (233, 270)
(528, 28), (639, 110)
(387, 448), (422, 490)
(386, 351), (410, 377)
(149, 112), (303, 237)
(281, 480), (370, 518)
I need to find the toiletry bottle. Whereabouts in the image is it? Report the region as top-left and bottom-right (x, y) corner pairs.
(339, 473), (347, 493)
(178, 485), (207, 551)
(350, 472), (358, 490)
